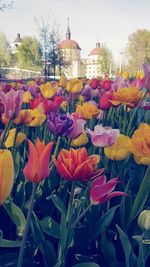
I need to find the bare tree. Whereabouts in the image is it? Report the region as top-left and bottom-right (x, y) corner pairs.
(0, 0), (13, 11)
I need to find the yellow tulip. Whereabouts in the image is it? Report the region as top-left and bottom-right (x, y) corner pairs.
(110, 87), (142, 108)
(131, 123), (150, 165)
(104, 134), (132, 160)
(122, 71), (129, 80)
(5, 128), (26, 148)
(66, 78), (83, 93)
(23, 91), (33, 103)
(40, 82), (57, 99)
(76, 102), (100, 120)
(59, 74), (67, 87)
(0, 149), (14, 204)
(27, 80), (36, 86)
(70, 133), (89, 147)
(14, 108), (46, 127)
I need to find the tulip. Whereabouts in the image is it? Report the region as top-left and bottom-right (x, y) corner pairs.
(0, 149), (14, 204)
(76, 102), (100, 120)
(110, 87), (142, 108)
(22, 91), (33, 103)
(138, 210), (150, 231)
(40, 82), (57, 99)
(90, 176), (126, 205)
(53, 147), (103, 181)
(47, 112), (74, 137)
(59, 74), (67, 88)
(131, 123), (150, 165)
(14, 108), (46, 127)
(66, 78), (83, 93)
(5, 128), (26, 148)
(90, 78), (99, 89)
(70, 133), (88, 146)
(67, 113), (86, 139)
(30, 96), (59, 114)
(99, 93), (114, 110)
(143, 64), (150, 91)
(86, 125), (119, 147)
(101, 79), (112, 91)
(104, 134), (132, 160)
(23, 138), (54, 183)
(0, 89), (23, 120)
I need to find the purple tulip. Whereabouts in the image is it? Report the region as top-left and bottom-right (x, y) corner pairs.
(86, 125), (119, 147)
(81, 85), (92, 101)
(143, 64), (150, 91)
(67, 113), (86, 139)
(0, 89), (23, 120)
(47, 112), (74, 137)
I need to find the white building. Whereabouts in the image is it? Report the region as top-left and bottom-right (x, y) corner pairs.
(11, 33), (22, 54)
(59, 19), (104, 79)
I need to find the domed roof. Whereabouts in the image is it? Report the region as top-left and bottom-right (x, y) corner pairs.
(89, 42), (102, 56)
(59, 39), (81, 50)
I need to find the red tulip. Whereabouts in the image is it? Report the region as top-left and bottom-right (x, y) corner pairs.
(99, 92), (114, 110)
(23, 138), (54, 183)
(30, 96), (59, 114)
(90, 78), (100, 89)
(53, 147), (104, 181)
(90, 175), (126, 205)
(101, 80), (112, 91)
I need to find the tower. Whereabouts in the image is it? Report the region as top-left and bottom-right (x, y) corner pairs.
(66, 17), (71, 40)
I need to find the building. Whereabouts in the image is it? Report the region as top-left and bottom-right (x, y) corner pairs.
(11, 33), (22, 54)
(59, 19), (105, 79)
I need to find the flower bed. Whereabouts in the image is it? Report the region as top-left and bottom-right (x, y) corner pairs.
(0, 66), (150, 267)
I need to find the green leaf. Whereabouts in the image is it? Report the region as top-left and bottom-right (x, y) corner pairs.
(101, 232), (116, 262)
(127, 165), (150, 228)
(40, 216), (60, 238)
(119, 179), (131, 230)
(90, 205), (119, 241)
(0, 238), (21, 247)
(43, 240), (57, 267)
(3, 198), (26, 232)
(116, 225), (134, 267)
(73, 263), (100, 267)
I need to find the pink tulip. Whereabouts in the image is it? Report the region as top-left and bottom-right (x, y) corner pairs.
(0, 89), (23, 120)
(86, 125), (119, 147)
(90, 175), (126, 205)
(143, 64), (150, 91)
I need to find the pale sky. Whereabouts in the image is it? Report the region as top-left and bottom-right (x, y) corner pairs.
(1, 0), (150, 62)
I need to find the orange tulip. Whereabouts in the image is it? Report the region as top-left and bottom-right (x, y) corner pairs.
(23, 138), (54, 182)
(53, 147), (103, 181)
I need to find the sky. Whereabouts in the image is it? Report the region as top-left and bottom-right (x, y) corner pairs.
(1, 0), (150, 62)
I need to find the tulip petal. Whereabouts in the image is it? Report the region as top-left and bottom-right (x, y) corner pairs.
(73, 160), (93, 181)
(37, 142), (54, 182)
(106, 191), (127, 200)
(91, 175), (107, 187)
(0, 150), (14, 204)
(56, 161), (73, 180)
(23, 140), (39, 181)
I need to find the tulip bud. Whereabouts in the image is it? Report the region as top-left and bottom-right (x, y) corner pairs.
(0, 150), (14, 204)
(138, 210), (150, 231)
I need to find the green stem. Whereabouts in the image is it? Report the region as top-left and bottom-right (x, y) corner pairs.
(122, 105), (127, 134)
(0, 119), (11, 148)
(126, 89), (148, 136)
(71, 203), (92, 229)
(17, 183), (38, 267)
(66, 182), (76, 224)
(12, 126), (19, 157)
